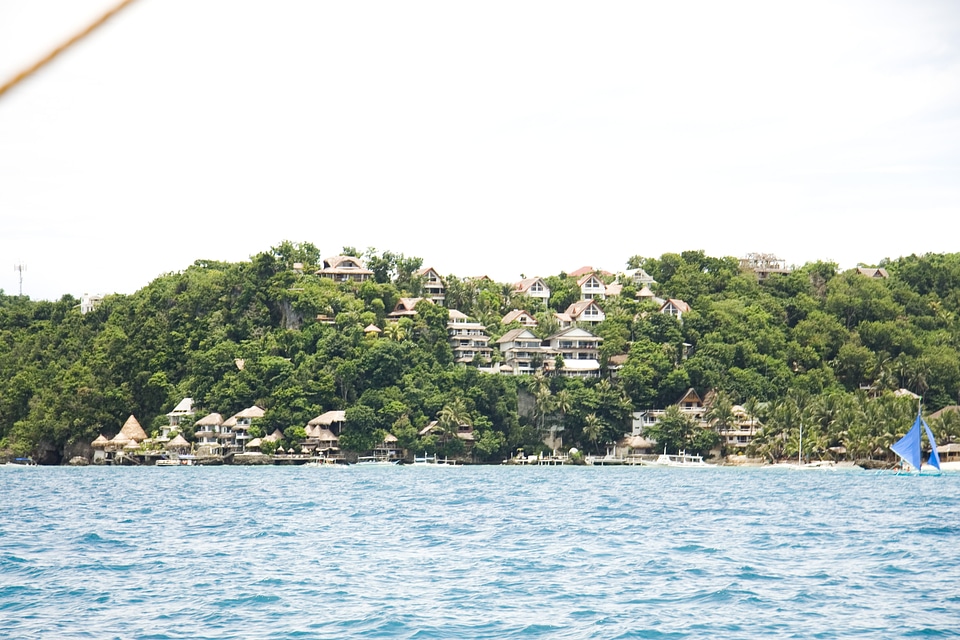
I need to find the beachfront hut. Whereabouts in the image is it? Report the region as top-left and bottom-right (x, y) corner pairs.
(265, 429), (284, 443)
(165, 434), (191, 454)
(91, 434), (109, 462)
(246, 437), (263, 453)
(119, 415), (148, 442)
(109, 431), (131, 450)
(373, 433), (400, 459)
(621, 435), (655, 456)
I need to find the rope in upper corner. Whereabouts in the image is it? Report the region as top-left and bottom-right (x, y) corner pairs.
(0, 0), (140, 101)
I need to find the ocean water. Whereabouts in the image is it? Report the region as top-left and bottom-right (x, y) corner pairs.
(2, 465), (959, 639)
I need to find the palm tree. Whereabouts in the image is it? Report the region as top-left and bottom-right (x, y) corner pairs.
(705, 391), (735, 456)
(742, 397), (761, 434)
(582, 413), (605, 454)
(529, 371), (553, 432)
(438, 398), (470, 432)
(384, 322), (406, 342)
(551, 389), (572, 449)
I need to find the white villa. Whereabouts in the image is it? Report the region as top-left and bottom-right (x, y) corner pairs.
(514, 277), (550, 307)
(448, 309), (492, 364)
(546, 327), (602, 378)
(578, 273), (606, 300)
(497, 328), (553, 375)
(232, 405), (265, 452)
(626, 268), (656, 287)
(659, 298), (691, 322)
(80, 293), (104, 314)
(632, 388), (707, 436)
(502, 309), (538, 328)
(417, 267), (446, 304)
(558, 299), (605, 326)
(194, 412), (224, 455)
(160, 397), (194, 441)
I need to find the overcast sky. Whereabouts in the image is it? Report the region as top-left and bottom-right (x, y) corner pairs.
(1, 0), (958, 301)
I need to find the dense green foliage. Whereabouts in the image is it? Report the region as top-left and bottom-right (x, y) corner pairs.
(2, 243), (960, 463)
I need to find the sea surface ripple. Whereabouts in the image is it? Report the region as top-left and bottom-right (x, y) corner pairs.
(2, 465), (959, 639)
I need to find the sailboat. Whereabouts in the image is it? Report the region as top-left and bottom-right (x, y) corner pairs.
(890, 412), (941, 475)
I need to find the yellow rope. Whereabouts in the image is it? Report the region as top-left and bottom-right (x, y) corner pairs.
(0, 0), (139, 100)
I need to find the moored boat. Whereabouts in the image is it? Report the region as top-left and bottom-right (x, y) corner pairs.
(641, 450), (709, 468)
(4, 457), (38, 467)
(409, 454), (459, 466)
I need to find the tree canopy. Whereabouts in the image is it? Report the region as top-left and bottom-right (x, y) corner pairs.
(3, 245), (960, 464)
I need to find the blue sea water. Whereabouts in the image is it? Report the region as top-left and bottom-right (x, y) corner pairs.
(2, 465), (960, 639)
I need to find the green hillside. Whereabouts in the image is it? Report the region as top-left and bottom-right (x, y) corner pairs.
(2, 243), (959, 464)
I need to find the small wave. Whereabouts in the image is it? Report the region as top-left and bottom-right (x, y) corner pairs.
(218, 594), (282, 607)
(674, 544), (718, 554)
(916, 526), (960, 537)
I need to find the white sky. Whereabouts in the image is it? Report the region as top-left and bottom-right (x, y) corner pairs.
(1, 0), (958, 301)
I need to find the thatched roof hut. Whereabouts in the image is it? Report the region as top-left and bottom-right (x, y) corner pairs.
(123, 439), (141, 451)
(622, 435), (655, 453)
(91, 434), (109, 449)
(234, 406), (266, 420)
(265, 429), (284, 443)
(194, 412), (223, 427)
(110, 431), (131, 447)
(315, 428), (338, 448)
(165, 434), (191, 452)
(246, 437), (263, 451)
(309, 410), (346, 426)
(119, 415), (148, 442)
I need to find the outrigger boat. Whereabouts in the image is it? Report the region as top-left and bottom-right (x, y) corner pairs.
(891, 411), (940, 475)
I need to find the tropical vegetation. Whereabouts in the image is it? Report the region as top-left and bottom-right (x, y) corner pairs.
(2, 243), (960, 464)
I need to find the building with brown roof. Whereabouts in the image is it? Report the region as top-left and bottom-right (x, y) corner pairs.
(514, 277), (550, 307)
(417, 267), (446, 305)
(316, 256), (373, 282)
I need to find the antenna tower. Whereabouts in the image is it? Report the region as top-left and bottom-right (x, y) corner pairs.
(13, 263), (26, 296)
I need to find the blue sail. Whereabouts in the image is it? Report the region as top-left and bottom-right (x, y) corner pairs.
(891, 415), (922, 471)
(922, 419), (941, 471)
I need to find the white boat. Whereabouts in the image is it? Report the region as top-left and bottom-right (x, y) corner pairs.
(642, 450), (709, 467)
(769, 459), (838, 470)
(304, 457), (349, 467)
(354, 456), (400, 466)
(410, 454), (459, 466)
(4, 457), (38, 467)
(156, 454), (195, 466)
(891, 411), (941, 475)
